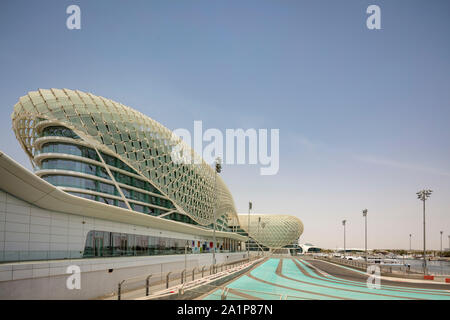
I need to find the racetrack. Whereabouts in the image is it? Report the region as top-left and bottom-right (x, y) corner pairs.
(202, 257), (450, 300)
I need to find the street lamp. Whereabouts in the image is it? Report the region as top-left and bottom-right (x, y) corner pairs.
(409, 234), (412, 253)
(362, 209), (368, 263)
(257, 216), (262, 257)
(416, 189), (432, 275)
(440, 231), (443, 256)
(261, 222), (266, 256)
(342, 220), (347, 259)
(247, 201), (252, 260)
(212, 157), (222, 272)
(184, 240), (188, 283)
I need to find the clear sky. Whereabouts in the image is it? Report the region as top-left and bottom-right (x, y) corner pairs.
(0, 0), (449, 250)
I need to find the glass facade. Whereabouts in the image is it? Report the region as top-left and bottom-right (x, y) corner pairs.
(83, 230), (240, 258)
(67, 191), (96, 201)
(41, 126), (81, 139)
(39, 142), (100, 161)
(13, 89), (240, 230)
(112, 171), (163, 196)
(42, 174), (118, 195)
(33, 124), (229, 230)
(162, 212), (199, 226)
(36, 127), (177, 211)
(41, 158), (110, 180)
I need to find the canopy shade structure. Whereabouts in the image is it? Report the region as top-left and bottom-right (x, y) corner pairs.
(237, 214), (304, 249)
(11, 88), (238, 227)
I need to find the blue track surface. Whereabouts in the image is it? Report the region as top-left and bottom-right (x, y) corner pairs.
(203, 258), (450, 300)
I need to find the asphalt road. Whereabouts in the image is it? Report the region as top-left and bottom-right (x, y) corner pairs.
(302, 256), (450, 290)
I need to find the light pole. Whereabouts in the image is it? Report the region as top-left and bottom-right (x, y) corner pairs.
(212, 157), (222, 272)
(342, 220), (347, 259)
(257, 216), (261, 257)
(362, 209), (368, 263)
(440, 231), (443, 256)
(409, 234), (412, 253)
(416, 189), (432, 275)
(261, 222), (266, 256)
(184, 240), (188, 282)
(247, 201), (252, 260)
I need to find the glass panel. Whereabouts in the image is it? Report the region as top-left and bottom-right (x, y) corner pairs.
(83, 230), (94, 257)
(82, 230), (239, 258)
(41, 158), (110, 180)
(127, 234), (135, 256)
(67, 191), (96, 201)
(112, 233), (121, 256)
(40, 142), (100, 162)
(41, 126), (80, 139)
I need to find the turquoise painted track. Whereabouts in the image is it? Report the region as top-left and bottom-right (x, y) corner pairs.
(202, 258), (450, 300)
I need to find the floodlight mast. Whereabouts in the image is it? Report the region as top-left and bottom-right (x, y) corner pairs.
(247, 201), (252, 260)
(362, 209), (368, 263)
(212, 157), (222, 273)
(342, 220), (347, 259)
(416, 189), (432, 275)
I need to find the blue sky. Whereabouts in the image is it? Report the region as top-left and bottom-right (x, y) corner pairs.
(0, 0), (449, 250)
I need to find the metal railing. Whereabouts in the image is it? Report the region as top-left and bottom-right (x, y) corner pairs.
(115, 257), (259, 300)
(117, 273), (153, 300)
(315, 256), (450, 276)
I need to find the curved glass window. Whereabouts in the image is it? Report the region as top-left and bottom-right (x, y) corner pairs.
(41, 158), (110, 180)
(67, 191), (96, 201)
(98, 182), (116, 195)
(114, 171), (132, 185)
(39, 143), (164, 198)
(98, 196), (115, 205)
(66, 191), (128, 210)
(163, 213), (198, 226)
(130, 203), (158, 216)
(113, 171), (162, 196)
(100, 152), (137, 174)
(41, 126), (80, 139)
(39, 143), (100, 162)
(122, 187), (147, 203)
(117, 201), (127, 209)
(121, 186), (174, 210)
(42, 174), (117, 196)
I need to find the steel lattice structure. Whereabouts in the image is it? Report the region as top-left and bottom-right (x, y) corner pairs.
(11, 88), (238, 226)
(237, 214), (304, 249)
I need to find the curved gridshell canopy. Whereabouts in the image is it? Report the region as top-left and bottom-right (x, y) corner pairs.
(237, 214), (304, 249)
(11, 88), (237, 226)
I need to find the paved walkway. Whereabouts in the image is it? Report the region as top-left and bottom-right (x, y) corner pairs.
(202, 257), (450, 300)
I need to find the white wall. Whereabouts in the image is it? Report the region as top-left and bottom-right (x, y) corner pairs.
(0, 189), (230, 262)
(0, 251), (248, 299)
(0, 188), (249, 299)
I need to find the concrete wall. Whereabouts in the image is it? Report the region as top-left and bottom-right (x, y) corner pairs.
(0, 251), (248, 299)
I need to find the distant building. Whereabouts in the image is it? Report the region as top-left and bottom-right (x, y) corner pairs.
(300, 243), (321, 253)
